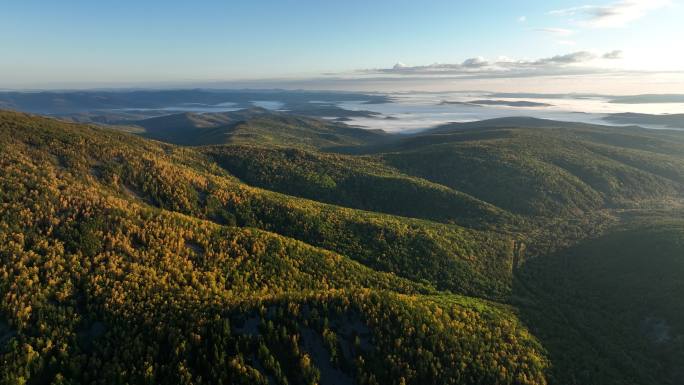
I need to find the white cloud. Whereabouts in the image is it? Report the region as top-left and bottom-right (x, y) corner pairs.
(518, 15), (527, 22)
(603, 50), (624, 59)
(532, 51), (596, 65)
(534, 27), (575, 36)
(362, 51), (623, 79)
(462, 57), (489, 68)
(551, 0), (671, 28)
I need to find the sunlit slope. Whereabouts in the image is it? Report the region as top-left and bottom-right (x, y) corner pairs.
(1, 111), (519, 298)
(0, 110), (550, 384)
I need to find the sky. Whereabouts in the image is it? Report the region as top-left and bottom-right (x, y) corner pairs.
(1, 0), (683, 93)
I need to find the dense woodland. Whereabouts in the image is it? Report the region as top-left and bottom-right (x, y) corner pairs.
(1, 110), (683, 384)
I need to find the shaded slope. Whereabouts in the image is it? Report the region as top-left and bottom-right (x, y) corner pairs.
(203, 144), (513, 228)
(604, 112), (684, 129)
(514, 214), (684, 385)
(362, 118), (684, 216)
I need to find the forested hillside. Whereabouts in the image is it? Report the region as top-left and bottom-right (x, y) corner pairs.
(132, 109), (388, 149)
(515, 215), (684, 385)
(1, 110), (683, 384)
(363, 118), (684, 216)
(202, 145), (510, 228)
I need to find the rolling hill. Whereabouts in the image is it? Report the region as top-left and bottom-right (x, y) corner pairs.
(131, 108), (388, 149)
(348, 117), (684, 216)
(202, 144), (511, 228)
(1, 110), (684, 384)
(0, 110), (543, 384)
(0, 89), (391, 114)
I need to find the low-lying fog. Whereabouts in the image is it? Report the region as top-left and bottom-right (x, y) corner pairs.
(334, 92), (684, 133)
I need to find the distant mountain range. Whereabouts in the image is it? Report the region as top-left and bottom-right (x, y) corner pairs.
(603, 112), (684, 129)
(0, 89), (390, 114)
(3, 89), (684, 134)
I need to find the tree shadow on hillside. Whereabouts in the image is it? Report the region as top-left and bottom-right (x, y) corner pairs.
(512, 230), (684, 385)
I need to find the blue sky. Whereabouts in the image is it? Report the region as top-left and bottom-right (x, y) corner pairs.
(1, 0), (682, 92)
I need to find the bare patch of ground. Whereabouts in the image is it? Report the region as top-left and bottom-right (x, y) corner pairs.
(121, 183), (153, 204)
(185, 240), (205, 257)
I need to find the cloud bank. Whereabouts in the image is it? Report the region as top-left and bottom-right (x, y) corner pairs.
(362, 51), (623, 79)
(551, 0), (671, 28)
(602, 50), (624, 59)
